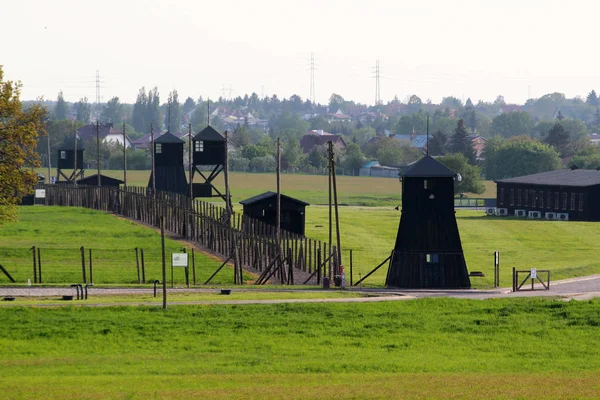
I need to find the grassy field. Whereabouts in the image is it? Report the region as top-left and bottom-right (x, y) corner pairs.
(306, 206), (600, 287)
(0, 298), (599, 399)
(3, 206), (600, 288)
(45, 169), (496, 206)
(0, 207), (248, 285)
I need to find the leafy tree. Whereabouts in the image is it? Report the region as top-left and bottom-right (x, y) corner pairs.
(132, 87), (148, 132)
(281, 135), (304, 170)
(394, 113), (427, 135)
(571, 144), (600, 169)
(483, 136), (562, 180)
(101, 96), (122, 123)
(441, 96), (462, 109)
(249, 155), (276, 172)
(428, 130), (447, 156)
(75, 97), (91, 122)
(0, 66), (47, 223)
(328, 93), (345, 110)
(269, 113), (309, 139)
(586, 90), (598, 106)
(182, 97), (196, 115)
(340, 142), (365, 175)
(544, 123), (571, 157)
(449, 119), (475, 163)
(242, 144), (269, 160)
(491, 111), (534, 137)
(54, 91), (67, 120)
(481, 135), (504, 178)
(229, 152), (250, 171)
(374, 138), (421, 166)
(437, 153), (485, 194)
(231, 124), (251, 148)
(407, 95), (422, 105)
(493, 95), (506, 106)
(147, 87), (161, 131)
(307, 146), (328, 168)
(166, 90), (181, 133)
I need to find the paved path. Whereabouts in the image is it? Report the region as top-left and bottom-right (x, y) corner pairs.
(1, 274), (599, 307)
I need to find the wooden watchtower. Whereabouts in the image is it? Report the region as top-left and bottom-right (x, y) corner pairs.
(147, 132), (188, 194)
(191, 125), (228, 201)
(56, 135), (85, 183)
(386, 156), (471, 288)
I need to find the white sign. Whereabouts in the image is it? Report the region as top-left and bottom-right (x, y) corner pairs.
(530, 268), (537, 279)
(35, 189), (46, 199)
(172, 253), (188, 267)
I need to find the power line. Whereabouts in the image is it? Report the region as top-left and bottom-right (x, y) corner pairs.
(372, 60), (381, 106)
(309, 52), (316, 104)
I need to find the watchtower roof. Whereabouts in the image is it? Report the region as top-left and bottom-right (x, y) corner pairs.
(400, 155), (456, 178)
(194, 125), (225, 142)
(154, 132), (184, 144)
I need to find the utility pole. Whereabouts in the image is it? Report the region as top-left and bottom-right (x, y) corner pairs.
(276, 137), (281, 253)
(224, 130), (232, 215)
(309, 52), (316, 105)
(331, 144), (342, 272)
(151, 124), (156, 198)
(122, 123), (127, 186)
(73, 122), (78, 185)
(188, 124), (193, 206)
(327, 141), (333, 280)
(161, 216), (167, 310)
(96, 121), (100, 186)
(47, 129), (52, 183)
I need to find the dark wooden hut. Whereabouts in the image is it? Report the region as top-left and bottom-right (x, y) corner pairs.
(147, 132), (187, 194)
(240, 192), (309, 236)
(56, 135), (85, 183)
(190, 126), (227, 200)
(495, 168), (600, 221)
(77, 174), (124, 187)
(386, 156), (471, 288)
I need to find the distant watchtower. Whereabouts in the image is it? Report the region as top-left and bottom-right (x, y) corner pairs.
(56, 135), (85, 183)
(386, 156), (471, 288)
(147, 132), (187, 194)
(191, 125), (228, 201)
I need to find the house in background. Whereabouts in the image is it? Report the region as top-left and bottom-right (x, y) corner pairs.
(589, 133), (600, 145)
(468, 134), (487, 160)
(300, 130), (347, 154)
(77, 123), (132, 148)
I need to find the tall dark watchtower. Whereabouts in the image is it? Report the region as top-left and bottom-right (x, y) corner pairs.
(386, 156), (471, 288)
(56, 135), (85, 183)
(147, 132), (188, 194)
(191, 126), (228, 201)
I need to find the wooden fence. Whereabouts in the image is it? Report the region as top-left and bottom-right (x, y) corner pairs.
(43, 185), (337, 285)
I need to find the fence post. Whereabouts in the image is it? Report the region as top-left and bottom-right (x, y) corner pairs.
(192, 249), (196, 286)
(80, 246), (87, 284)
(31, 246), (37, 283)
(140, 249), (146, 284)
(37, 247), (42, 283)
(89, 248), (93, 284)
(349, 249), (353, 286)
(135, 247), (141, 284)
(512, 267), (516, 292)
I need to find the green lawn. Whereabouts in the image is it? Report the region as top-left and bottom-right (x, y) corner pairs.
(305, 207), (600, 288)
(0, 298), (599, 399)
(44, 169), (495, 206)
(0, 207), (246, 285)
(3, 206), (600, 289)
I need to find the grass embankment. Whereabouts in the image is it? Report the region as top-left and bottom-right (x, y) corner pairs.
(0, 298), (599, 399)
(50, 169), (496, 206)
(0, 207), (248, 285)
(3, 206), (600, 288)
(0, 290), (365, 306)
(305, 207), (600, 287)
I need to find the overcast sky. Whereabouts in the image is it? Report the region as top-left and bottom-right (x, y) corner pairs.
(2, 0), (598, 105)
